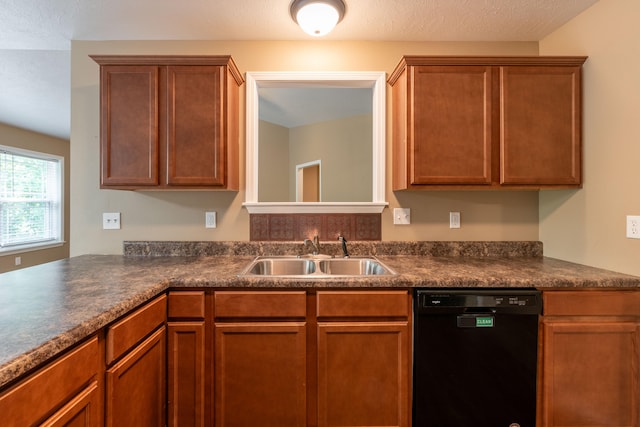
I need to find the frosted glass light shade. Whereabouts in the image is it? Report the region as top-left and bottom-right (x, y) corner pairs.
(291, 0), (346, 37)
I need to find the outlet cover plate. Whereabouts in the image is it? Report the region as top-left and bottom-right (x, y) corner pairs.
(450, 212), (461, 229)
(205, 211), (217, 228)
(627, 215), (640, 239)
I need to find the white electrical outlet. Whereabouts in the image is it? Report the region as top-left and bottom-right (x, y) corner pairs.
(450, 212), (461, 229)
(393, 208), (411, 225)
(103, 212), (121, 230)
(626, 215), (640, 239)
(205, 211), (217, 228)
(15, 256), (21, 266)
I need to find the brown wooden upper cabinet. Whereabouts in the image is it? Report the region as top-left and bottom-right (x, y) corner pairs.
(389, 56), (587, 190)
(91, 55), (243, 190)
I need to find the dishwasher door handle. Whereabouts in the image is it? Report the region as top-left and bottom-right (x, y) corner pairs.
(463, 307), (497, 314)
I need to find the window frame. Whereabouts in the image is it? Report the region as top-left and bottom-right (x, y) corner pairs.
(0, 144), (65, 254)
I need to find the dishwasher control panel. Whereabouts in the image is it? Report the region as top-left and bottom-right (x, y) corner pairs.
(416, 289), (542, 315)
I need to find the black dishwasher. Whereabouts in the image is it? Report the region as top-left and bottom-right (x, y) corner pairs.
(412, 289), (542, 427)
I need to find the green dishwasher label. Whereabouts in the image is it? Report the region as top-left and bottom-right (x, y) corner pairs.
(476, 317), (494, 327)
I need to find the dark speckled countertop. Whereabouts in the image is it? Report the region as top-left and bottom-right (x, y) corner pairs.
(1, 240), (639, 389)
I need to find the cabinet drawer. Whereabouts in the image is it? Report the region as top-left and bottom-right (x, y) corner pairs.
(215, 291), (306, 319)
(0, 336), (99, 427)
(543, 290), (640, 316)
(168, 291), (205, 319)
(317, 291), (410, 319)
(106, 294), (166, 364)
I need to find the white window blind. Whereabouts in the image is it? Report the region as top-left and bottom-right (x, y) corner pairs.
(0, 146), (62, 250)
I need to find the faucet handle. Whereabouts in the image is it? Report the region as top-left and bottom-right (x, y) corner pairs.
(337, 233), (350, 258)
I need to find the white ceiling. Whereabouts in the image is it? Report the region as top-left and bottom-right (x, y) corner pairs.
(0, 0), (598, 140)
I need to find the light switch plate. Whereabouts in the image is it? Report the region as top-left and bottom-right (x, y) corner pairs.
(103, 212), (121, 230)
(393, 208), (411, 225)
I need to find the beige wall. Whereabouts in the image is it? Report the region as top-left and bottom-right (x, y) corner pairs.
(258, 120), (289, 202)
(259, 114), (371, 202)
(0, 123), (70, 272)
(289, 114), (371, 202)
(539, 0), (640, 276)
(71, 40), (540, 256)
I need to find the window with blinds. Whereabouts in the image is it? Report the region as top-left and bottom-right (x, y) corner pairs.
(0, 145), (63, 251)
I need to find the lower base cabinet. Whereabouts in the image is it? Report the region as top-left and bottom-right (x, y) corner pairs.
(0, 336), (101, 427)
(541, 290), (640, 427)
(106, 325), (166, 427)
(317, 322), (409, 427)
(316, 291), (411, 427)
(212, 290), (411, 427)
(105, 295), (167, 427)
(214, 291), (308, 427)
(214, 322), (308, 427)
(16, 288), (640, 427)
(167, 291), (207, 427)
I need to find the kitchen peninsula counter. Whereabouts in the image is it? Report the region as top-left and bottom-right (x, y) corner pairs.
(1, 240), (639, 389)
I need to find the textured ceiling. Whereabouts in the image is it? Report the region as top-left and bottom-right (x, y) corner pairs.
(0, 0), (599, 139)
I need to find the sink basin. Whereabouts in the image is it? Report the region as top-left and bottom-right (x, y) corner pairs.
(318, 258), (394, 276)
(240, 256), (396, 278)
(244, 258), (316, 276)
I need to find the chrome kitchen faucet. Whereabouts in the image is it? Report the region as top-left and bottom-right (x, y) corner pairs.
(303, 235), (320, 255)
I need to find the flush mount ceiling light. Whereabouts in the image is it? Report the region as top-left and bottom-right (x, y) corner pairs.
(290, 0), (346, 37)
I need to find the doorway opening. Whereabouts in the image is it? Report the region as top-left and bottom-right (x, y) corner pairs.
(296, 160), (321, 202)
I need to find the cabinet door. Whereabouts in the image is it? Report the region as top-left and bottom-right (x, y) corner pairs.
(541, 321), (639, 427)
(166, 65), (226, 186)
(317, 322), (409, 427)
(168, 322), (205, 427)
(410, 65), (493, 185)
(39, 381), (100, 427)
(100, 65), (159, 187)
(501, 65), (582, 185)
(214, 322), (307, 427)
(0, 337), (100, 427)
(106, 327), (166, 427)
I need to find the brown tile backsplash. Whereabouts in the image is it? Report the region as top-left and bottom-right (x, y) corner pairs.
(249, 213), (382, 241)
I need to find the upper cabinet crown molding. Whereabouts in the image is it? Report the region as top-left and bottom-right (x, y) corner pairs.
(388, 56), (588, 84)
(90, 55), (244, 86)
(389, 55), (587, 190)
(91, 55), (243, 190)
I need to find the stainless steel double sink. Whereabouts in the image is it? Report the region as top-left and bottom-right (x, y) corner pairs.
(239, 256), (396, 278)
